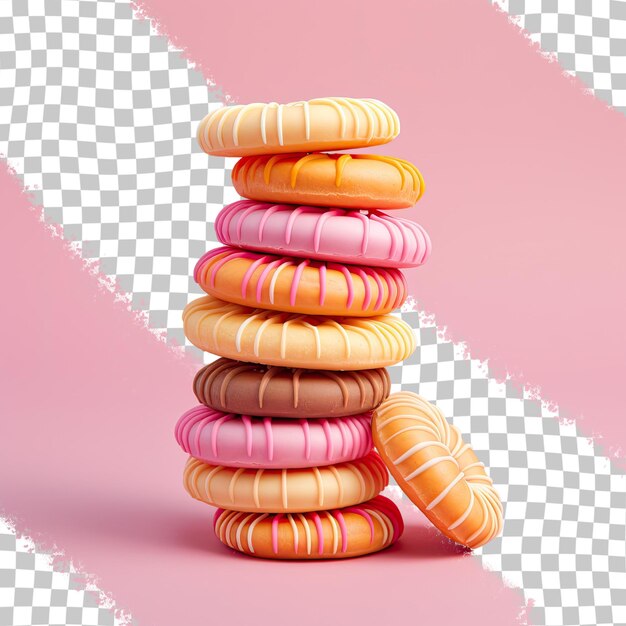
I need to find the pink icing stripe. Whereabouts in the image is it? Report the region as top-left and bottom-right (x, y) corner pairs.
(263, 417), (274, 461)
(241, 254), (271, 297)
(361, 266), (385, 310)
(318, 264), (326, 305)
(313, 210), (342, 252)
(334, 510), (349, 552)
(242, 415), (253, 457)
(257, 203), (285, 242)
(354, 268), (372, 310)
(321, 419), (333, 460)
(285, 206), (310, 244)
(353, 211), (370, 255)
(236, 202), (263, 239)
(370, 213), (400, 257)
(372, 499), (403, 540)
(300, 419), (311, 460)
(213, 508), (225, 532)
(193, 415), (212, 457)
(290, 259), (310, 306)
(311, 512), (324, 555)
(193, 247), (227, 283)
(336, 417), (351, 457)
(211, 414), (232, 456)
(255, 257), (283, 302)
(328, 263), (354, 308)
(345, 507), (375, 544)
(271, 514), (283, 554)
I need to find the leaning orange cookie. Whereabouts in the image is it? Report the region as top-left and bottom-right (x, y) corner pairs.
(232, 153), (424, 210)
(194, 246), (407, 317)
(197, 97), (399, 157)
(372, 392), (503, 548)
(213, 495), (403, 559)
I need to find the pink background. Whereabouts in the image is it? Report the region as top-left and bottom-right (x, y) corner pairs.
(2, 0), (626, 624)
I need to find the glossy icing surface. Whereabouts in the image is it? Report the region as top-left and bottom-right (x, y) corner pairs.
(183, 450), (389, 513)
(231, 152), (424, 209)
(183, 295), (416, 370)
(372, 392), (503, 549)
(194, 245), (408, 316)
(194, 358), (391, 418)
(213, 495), (403, 559)
(197, 97), (400, 157)
(175, 405), (373, 468)
(215, 200), (431, 269)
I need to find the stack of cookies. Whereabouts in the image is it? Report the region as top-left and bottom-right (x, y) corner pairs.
(175, 97), (432, 559)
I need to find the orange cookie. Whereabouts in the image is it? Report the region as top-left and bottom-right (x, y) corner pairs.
(182, 295), (416, 370)
(213, 495), (403, 559)
(197, 97), (399, 157)
(194, 246), (407, 317)
(231, 153), (424, 210)
(183, 450), (388, 513)
(372, 392), (503, 549)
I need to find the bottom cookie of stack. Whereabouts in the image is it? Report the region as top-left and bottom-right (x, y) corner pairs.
(213, 495), (403, 559)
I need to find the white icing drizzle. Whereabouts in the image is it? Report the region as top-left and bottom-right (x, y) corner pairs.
(297, 513), (312, 555)
(236, 513), (255, 551)
(403, 455), (456, 482)
(235, 311), (264, 352)
(276, 103), (284, 145)
(313, 466), (324, 507)
(229, 467), (245, 503)
(392, 440), (447, 465)
(247, 513), (268, 553)
(427, 472), (465, 511)
(287, 514), (299, 553)
(325, 511), (339, 554)
(302, 101), (311, 139)
(365, 508), (388, 545)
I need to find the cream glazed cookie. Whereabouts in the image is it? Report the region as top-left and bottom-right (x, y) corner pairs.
(213, 495), (404, 559)
(183, 450), (389, 513)
(197, 97), (400, 157)
(182, 295), (416, 370)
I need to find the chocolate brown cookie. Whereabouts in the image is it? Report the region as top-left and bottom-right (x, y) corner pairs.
(193, 358), (391, 418)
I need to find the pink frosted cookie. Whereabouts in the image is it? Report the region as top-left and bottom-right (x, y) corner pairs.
(215, 200), (431, 269)
(175, 405), (373, 469)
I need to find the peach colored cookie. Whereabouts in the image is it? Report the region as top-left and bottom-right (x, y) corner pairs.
(213, 495), (403, 559)
(194, 358), (391, 418)
(196, 97), (399, 157)
(232, 153), (424, 210)
(372, 392), (503, 549)
(194, 246), (407, 317)
(183, 450), (388, 513)
(182, 295), (416, 370)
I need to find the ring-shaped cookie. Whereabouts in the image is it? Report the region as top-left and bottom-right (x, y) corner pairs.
(183, 295), (416, 370)
(194, 246), (407, 317)
(175, 405), (373, 469)
(232, 153), (423, 209)
(372, 392), (503, 548)
(213, 495), (403, 559)
(197, 97), (399, 157)
(193, 358), (391, 418)
(183, 450), (388, 513)
(216, 200), (431, 269)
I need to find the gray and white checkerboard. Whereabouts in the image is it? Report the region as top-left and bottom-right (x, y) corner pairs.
(1, 1), (626, 625)
(493, 0), (626, 114)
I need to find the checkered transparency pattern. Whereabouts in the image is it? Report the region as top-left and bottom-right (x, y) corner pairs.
(1, 1), (626, 626)
(492, 0), (626, 114)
